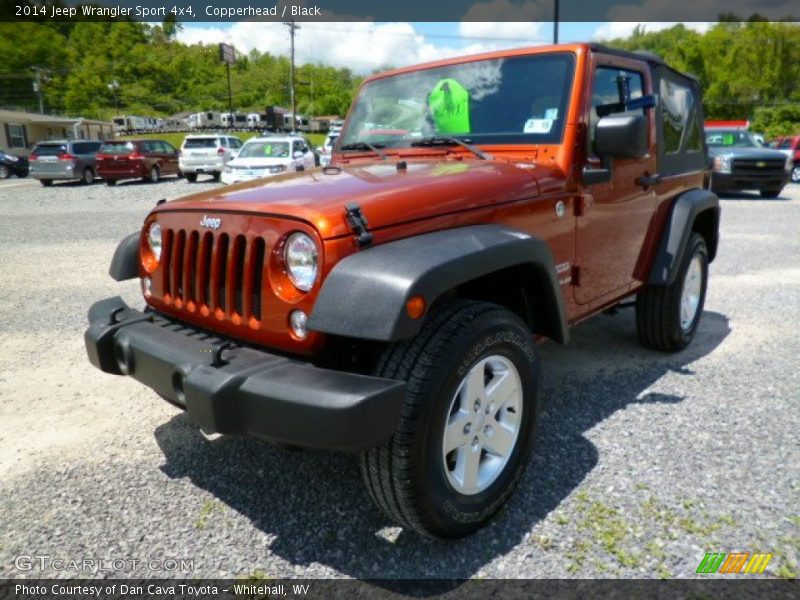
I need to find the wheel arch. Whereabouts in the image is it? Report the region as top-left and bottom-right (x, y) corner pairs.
(307, 225), (569, 344)
(648, 187), (719, 286)
(109, 231), (139, 281)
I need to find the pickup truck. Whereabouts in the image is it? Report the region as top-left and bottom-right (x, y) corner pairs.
(85, 43), (720, 539)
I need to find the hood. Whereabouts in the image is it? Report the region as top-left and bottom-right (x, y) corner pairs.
(228, 157), (292, 168)
(155, 159), (550, 239)
(708, 146), (787, 160)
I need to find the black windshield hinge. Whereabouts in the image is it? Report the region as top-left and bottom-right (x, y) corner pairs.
(344, 202), (373, 248)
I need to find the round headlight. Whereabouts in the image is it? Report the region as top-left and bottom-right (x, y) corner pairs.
(284, 232), (318, 292)
(147, 222), (162, 262)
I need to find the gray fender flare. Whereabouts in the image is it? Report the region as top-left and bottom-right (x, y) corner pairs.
(308, 224), (568, 343)
(649, 188), (720, 285)
(109, 232), (139, 281)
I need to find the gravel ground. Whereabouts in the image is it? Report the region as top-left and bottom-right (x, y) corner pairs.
(0, 175), (797, 580)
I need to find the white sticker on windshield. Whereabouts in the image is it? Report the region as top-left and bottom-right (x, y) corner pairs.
(544, 108), (559, 120)
(524, 118), (553, 133)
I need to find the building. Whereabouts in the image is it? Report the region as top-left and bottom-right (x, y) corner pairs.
(0, 109), (114, 156)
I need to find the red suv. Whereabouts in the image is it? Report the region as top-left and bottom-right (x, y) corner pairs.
(774, 135), (800, 183)
(96, 139), (180, 185)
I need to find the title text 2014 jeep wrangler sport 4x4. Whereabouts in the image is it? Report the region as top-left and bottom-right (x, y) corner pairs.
(85, 44), (719, 539)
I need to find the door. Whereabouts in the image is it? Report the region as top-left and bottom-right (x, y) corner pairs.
(157, 141), (179, 174)
(575, 61), (658, 304)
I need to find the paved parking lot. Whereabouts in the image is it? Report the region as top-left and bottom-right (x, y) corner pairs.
(0, 176), (797, 579)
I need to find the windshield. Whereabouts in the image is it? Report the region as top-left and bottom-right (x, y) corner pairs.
(238, 141), (290, 159)
(32, 144), (67, 156)
(340, 52), (575, 149)
(99, 142), (135, 154)
(705, 130), (760, 148)
(183, 138), (219, 149)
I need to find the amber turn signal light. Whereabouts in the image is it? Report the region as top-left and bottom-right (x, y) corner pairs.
(406, 295), (426, 319)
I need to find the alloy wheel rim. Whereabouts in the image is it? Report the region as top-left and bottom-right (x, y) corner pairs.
(792, 166), (800, 183)
(442, 355), (523, 496)
(680, 255), (703, 331)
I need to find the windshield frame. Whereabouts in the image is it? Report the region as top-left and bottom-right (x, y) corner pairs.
(339, 51), (577, 151)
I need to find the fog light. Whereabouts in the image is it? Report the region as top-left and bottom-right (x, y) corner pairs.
(289, 310), (308, 339)
(142, 276), (152, 296)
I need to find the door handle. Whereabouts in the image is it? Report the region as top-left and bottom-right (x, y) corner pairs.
(636, 173), (662, 187)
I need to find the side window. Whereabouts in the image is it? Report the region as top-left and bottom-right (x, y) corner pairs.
(589, 67), (645, 153)
(142, 141), (155, 153)
(660, 76), (699, 155)
(231, 138), (243, 149)
(71, 143), (86, 154)
(777, 139), (791, 149)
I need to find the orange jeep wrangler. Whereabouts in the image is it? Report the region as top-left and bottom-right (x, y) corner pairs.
(85, 44), (719, 538)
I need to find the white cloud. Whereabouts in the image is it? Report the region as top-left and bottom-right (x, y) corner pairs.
(593, 22), (712, 41)
(177, 21), (551, 74)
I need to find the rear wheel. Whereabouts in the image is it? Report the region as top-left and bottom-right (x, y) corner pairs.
(360, 300), (541, 538)
(0, 164), (10, 179)
(185, 173), (198, 183)
(636, 232), (709, 352)
(791, 165), (800, 184)
(40, 179), (53, 187)
(759, 186), (783, 198)
(147, 166), (159, 183)
(81, 168), (94, 185)
(212, 172), (221, 182)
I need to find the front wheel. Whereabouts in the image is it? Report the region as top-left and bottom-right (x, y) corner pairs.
(360, 300), (541, 538)
(81, 168), (94, 185)
(105, 179), (117, 186)
(636, 232), (709, 352)
(0, 164), (11, 179)
(40, 179), (53, 187)
(791, 165), (800, 184)
(212, 171), (221, 182)
(759, 186), (783, 198)
(147, 166), (159, 183)
(185, 173), (197, 183)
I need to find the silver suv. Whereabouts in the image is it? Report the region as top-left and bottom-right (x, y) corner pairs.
(29, 140), (102, 186)
(178, 134), (244, 182)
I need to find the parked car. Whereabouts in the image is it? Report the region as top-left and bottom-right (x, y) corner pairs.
(317, 132), (339, 167)
(773, 135), (800, 183)
(28, 140), (102, 186)
(96, 139), (180, 185)
(179, 134), (243, 182)
(706, 129), (791, 197)
(0, 150), (29, 179)
(87, 43), (720, 539)
(221, 135), (316, 184)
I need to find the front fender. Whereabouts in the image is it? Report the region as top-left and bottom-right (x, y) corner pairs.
(109, 232), (139, 281)
(308, 224), (568, 343)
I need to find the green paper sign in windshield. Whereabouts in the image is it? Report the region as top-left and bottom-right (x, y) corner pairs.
(429, 78), (471, 134)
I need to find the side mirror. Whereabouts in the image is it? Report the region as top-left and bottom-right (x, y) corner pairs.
(293, 151), (304, 159)
(583, 114), (648, 185)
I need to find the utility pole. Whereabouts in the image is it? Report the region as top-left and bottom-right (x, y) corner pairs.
(107, 80), (120, 114)
(284, 19), (300, 133)
(553, 0), (559, 44)
(32, 68), (44, 114)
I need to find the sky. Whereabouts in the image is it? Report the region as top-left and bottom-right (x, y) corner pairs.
(176, 22), (712, 73)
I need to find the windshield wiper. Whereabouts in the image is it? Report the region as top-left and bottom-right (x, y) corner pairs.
(410, 136), (492, 160)
(339, 141), (387, 161)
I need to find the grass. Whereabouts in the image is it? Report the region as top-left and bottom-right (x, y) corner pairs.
(120, 131), (327, 149)
(194, 499), (223, 530)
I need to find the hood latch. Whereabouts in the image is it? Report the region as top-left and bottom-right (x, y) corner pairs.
(344, 202), (373, 248)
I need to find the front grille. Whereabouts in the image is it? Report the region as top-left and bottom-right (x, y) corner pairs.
(731, 158), (785, 178)
(160, 228), (267, 323)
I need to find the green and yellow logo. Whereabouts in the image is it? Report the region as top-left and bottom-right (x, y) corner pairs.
(697, 552), (773, 574)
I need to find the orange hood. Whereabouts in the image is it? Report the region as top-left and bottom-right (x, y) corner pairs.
(154, 159), (547, 239)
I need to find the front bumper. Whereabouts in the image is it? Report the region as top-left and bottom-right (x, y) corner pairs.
(84, 297), (406, 451)
(711, 170), (789, 190)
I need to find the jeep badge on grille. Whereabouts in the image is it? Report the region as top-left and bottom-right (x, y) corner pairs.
(200, 215), (221, 229)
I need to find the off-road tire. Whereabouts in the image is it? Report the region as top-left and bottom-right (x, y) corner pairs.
(40, 179), (53, 187)
(360, 299), (541, 539)
(759, 186), (783, 199)
(105, 179), (117, 186)
(81, 168), (94, 185)
(636, 232), (709, 352)
(186, 173), (198, 183)
(0, 164), (11, 179)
